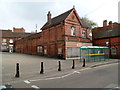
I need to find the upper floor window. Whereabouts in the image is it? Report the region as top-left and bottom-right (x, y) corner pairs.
(2, 39), (6, 42)
(82, 30), (86, 38)
(71, 26), (76, 36)
(9, 39), (13, 43)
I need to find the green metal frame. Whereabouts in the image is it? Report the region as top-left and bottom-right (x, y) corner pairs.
(80, 46), (109, 62)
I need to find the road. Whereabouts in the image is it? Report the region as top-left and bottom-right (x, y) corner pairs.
(10, 63), (118, 89)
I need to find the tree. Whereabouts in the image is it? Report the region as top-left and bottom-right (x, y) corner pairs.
(81, 17), (98, 29)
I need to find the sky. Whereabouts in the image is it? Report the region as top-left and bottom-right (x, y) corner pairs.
(0, 0), (119, 32)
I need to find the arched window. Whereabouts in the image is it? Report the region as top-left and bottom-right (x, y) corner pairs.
(71, 26), (75, 36)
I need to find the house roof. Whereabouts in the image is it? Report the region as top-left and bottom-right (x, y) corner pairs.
(92, 23), (120, 39)
(41, 8), (89, 30)
(0, 30), (32, 38)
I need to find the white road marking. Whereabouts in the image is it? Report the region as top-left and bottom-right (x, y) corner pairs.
(78, 68), (91, 71)
(31, 85), (40, 89)
(74, 71), (80, 74)
(29, 71), (80, 82)
(44, 77), (61, 80)
(115, 86), (120, 88)
(61, 71), (80, 78)
(0, 85), (6, 89)
(24, 80), (31, 84)
(62, 72), (74, 78)
(26, 63), (117, 83)
(105, 83), (118, 88)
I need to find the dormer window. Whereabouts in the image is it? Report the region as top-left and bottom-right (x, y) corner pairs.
(71, 26), (75, 36)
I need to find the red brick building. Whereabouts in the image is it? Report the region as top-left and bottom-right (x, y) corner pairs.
(92, 20), (120, 59)
(0, 27), (31, 52)
(15, 8), (92, 59)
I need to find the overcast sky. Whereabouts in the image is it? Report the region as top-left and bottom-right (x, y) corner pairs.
(0, 0), (119, 32)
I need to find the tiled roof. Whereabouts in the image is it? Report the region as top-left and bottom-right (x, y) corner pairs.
(41, 8), (89, 30)
(41, 8), (74, 30)
(0, 30), (32, 38)
(92, 24), (120, 39)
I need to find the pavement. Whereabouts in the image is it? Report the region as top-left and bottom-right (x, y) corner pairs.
(1, 52), (120, 86)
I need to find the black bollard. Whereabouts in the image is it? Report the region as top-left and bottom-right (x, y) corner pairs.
(40, 62), (44, 74)
(58, 61), (61, 71)
(82, 58), (85, 67)
(15, 63), (20, 78)
(72, 60), (75, 69)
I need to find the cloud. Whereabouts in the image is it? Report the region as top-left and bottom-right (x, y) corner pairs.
(0, 0), (119, 32)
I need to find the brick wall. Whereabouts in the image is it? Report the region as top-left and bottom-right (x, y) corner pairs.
(93, 37), (120, 58)
(13, 27), (25, 33)
(92, 21), (120, 59)
(14, 9), (92, 59)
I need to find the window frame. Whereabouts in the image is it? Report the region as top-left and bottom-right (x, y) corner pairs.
(111, 47), (116, 55)
(71, 26), (76, 36)
(2, 39), (7, 42)
(9, 39), (13, 43)
(82, 30), (86, 38)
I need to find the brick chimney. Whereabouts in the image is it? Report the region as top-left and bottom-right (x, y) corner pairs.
(109, 21), (113, 28)
(103, 20), (107, 27)
(13, 27), (25, 33)
(47, 11), (51, 23)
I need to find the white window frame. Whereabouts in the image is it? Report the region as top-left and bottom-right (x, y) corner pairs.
(37, 46), (43, 53)
(58, 48), (62, 54)
(1, 46), (7, 49)
(111, 47), (116, 55)
(44, 49), (47, 54)
(2, 39), (6, 42)
(71, 26), (76, 36)
(2, 42), (7, 45)
(39, 46), (43, 53)
(37, 46), (40, 53)
(82, 30), (86, 38)
(9, 39), (13, 43)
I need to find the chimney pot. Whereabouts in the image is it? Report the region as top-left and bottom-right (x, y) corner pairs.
(47, 11), (51, 23)
(103, 20), (107, 27)
(109, 21), (113, 28)
(109, 21), (112, 25)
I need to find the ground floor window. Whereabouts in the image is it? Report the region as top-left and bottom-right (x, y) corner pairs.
(1, 46), (7, 49)
(44, 49), (47, 54)
(111, 47), (116, 55)
(37, 46), (43, 53)
(58, 48), (62, 54)
(67, 47), (80, 58)
(2, 42), (7, 45)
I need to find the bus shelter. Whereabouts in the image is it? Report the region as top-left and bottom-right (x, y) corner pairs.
(80, 46), (109, 62)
